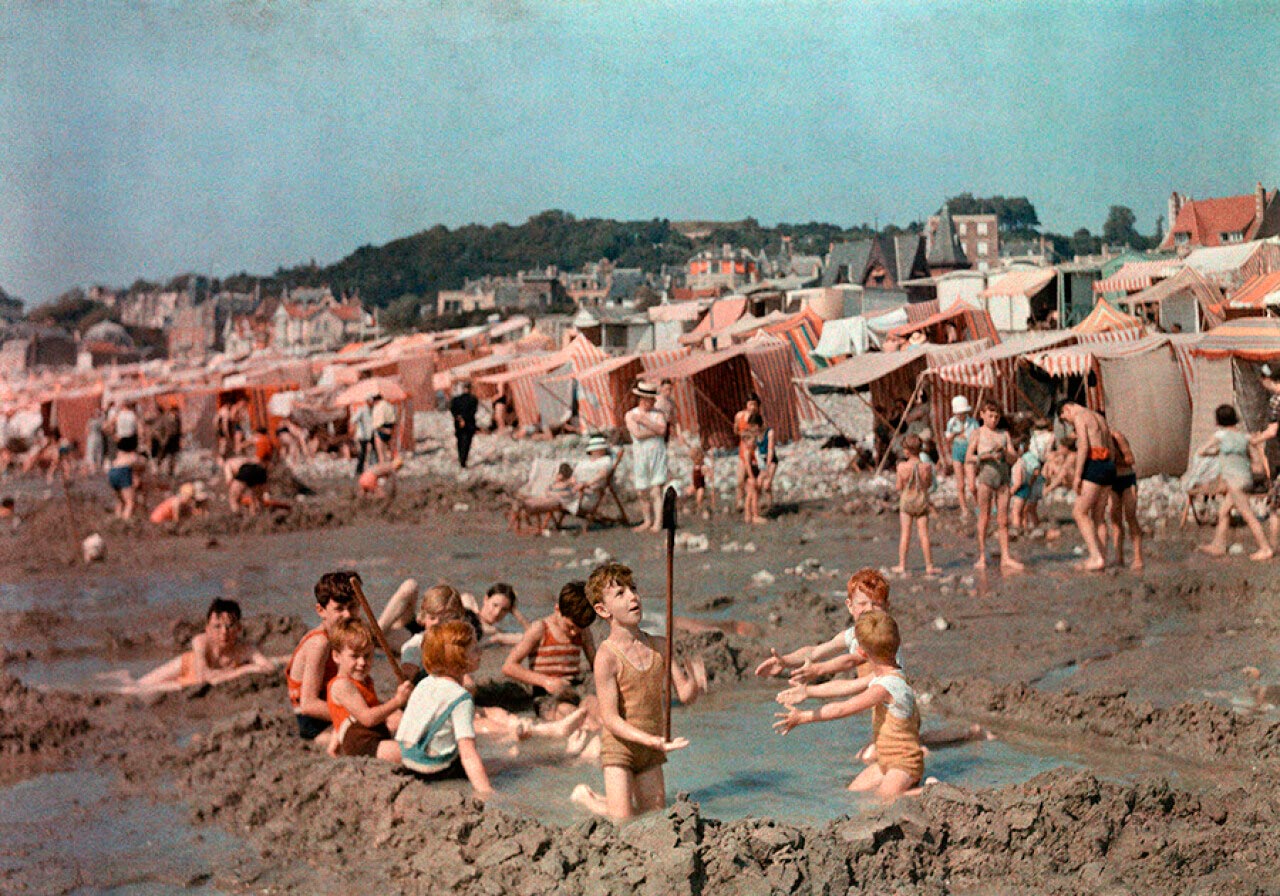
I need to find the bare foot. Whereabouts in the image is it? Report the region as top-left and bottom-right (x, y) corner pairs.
(1130, 558), (1144, 572)
(633, 521), (652, 532)
(1250, 548), (1274, 561)
(1075, 557), (1106, 572)
(544, 706), (588, 738)
(1198, 544), (1226, 557)
(890, 565), (907, 575)
(925, 566), (941, 576)
(1001, 557), (1025, 573)
(690, 656), (708, 693)
(974, 556), (987, 569)
(570, 783), (597, 809)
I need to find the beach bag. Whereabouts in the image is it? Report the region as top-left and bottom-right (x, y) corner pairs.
(402, 692), (472, 769)
(899, 464), (928, 517)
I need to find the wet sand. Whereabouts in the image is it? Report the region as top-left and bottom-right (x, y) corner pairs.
(2, 471), (1278, 894)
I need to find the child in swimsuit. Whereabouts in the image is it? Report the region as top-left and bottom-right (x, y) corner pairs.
(774, 610), (925, 801)
(570, 562), (706, 820)
(1106, 429), (1145, 570)
(502, 581), (598, 721)
(285, 572), (358, 744)
(325, 619), (413, 761)
(112, 598), (277, 694)
(686, 446), (714, 519)
(738, 414), (766, 524)
(892, 434), (938, 576)
(964, 401), (1023, 572)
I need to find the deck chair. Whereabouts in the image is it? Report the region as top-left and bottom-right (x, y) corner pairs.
(509, 458), (563, 534)
(553, 447), (631, 532)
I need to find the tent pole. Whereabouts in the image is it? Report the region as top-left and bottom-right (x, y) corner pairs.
(875, 374), (924, 474)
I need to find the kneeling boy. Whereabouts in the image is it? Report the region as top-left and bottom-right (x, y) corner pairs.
(286, 571), (357, 743)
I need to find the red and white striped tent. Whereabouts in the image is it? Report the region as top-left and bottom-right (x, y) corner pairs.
(564, 333), (609, 371)
(763, 307), (826, 375)
(1071, 297), (1144, 335)
(562, 354), (644, 433)
(645, 349), (757, 450)
(887, 301), (1000, 345)
(916, 339), (996, 443)
(1093, 260), (1183, 295)
(926, 330), (1077, 420)
(475, 352), (571, 428)
(1025, 328), (1152, 409)
(740, 333), (802, 444)
(1192, 317), (1280, 362)
(680, 296), (748, 347)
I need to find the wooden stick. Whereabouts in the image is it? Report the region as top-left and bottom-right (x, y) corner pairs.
(661, 485), (677, 741)
(875, 374), (925, 474)
(348, 573), (409, 684)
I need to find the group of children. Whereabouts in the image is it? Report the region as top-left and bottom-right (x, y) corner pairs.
(133, 560), (940, 819)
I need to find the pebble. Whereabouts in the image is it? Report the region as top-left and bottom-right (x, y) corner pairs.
(1054, 619), (1071, 633)
(932, 616), (950, 631)
(751, 570), (776, 587)
(452, 502), (470, 512)
(721, 541), (741, 553)
(1228, 544), (1246, 556)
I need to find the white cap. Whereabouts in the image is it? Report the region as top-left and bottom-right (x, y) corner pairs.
(951, 395), (972, 414)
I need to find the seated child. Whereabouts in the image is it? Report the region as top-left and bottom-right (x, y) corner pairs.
(285, 571), (357, 743)
(509, 463), (577, 533)
(115, 598), (275, 693)
(502, 581), (598, 721)
(569, 561), (706, 820)
(399, 584), (479, 679)
(463, 582), (531, 647)
(326, 619), (413, 761)
(357, 456), (404, 499)
(396, 620), (493, 794)
(773, 610), (925, 801)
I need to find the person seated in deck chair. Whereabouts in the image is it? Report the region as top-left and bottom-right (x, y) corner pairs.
(570, 436), (616, 531)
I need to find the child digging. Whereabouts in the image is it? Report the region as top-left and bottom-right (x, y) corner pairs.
(893, 434), (938, 575)
(396, 620), (494, 794)
(570, 561), (706, 820)
(285, 571), (357, 744)
(326, 619), (413, 761)
(773, 610), (926, 801)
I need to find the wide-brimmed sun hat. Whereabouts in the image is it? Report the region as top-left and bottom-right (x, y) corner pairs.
(951, 395), (972, 414)
(633, 382), (658, 399)
(585, 435), (610, 453)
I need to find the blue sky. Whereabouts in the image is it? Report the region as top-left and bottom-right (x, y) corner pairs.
(2, 1), (1277, 303)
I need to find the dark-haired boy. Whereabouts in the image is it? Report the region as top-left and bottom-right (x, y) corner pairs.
(120, 598), (276, 694)
(285, 571), (357, 742)
(502, 581), (598, 720)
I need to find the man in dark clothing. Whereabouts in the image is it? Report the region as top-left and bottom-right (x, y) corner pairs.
(448, 382), (480, 468)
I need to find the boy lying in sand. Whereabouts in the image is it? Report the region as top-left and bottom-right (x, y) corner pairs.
(106, 598), (277, 694)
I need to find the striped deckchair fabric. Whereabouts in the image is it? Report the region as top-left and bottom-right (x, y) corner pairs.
(764, 307), (826, 375)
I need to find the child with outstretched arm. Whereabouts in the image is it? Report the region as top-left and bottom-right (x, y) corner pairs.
(754, 568), (890, 684)
(326, 619), (413, 761)
(397, 620), (493, 794)
(570, 562), (705, 820)
(115, 598), (277, 694)
(774, 610), (925, 801)
(285, 571), (358, 744)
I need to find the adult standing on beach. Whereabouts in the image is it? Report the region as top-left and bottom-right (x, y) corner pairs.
(113, 402), (139, 453)
(372, 393), (398, 462)
(626, 382), (668, 532)
(1059, 402), (1114, 571)
(1249, 365), (1280, 550)
(352, 395), (375, 474)
(449, 381), (480, 469)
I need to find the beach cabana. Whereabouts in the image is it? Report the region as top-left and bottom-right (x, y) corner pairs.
(1092, 337), (1194, 477)
(925, 330), (1077, 426)
(1190, 318), (1280, 468)
(741, 334), (802, 444)
(1115, 267), (1225, 334)
(1071, 297), (1144, 337)
(763, 307), (826, 375)
(644, 349), (756, 450)
(475, 353), (572, 429)
(558, 354), (643, 433)
(1093, 260), (1183, 298)
(1025, 325), (1146, 410)
(680, 296), (748, 348)
(978, 267), (1056, 332)
(800, 345), (933, 442)
(887, 302), (1000, 345)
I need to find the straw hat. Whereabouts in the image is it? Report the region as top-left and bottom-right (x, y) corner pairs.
(585, 435), (610, 453)
(633, 381), (658, 399)
(951, 395), (972, 414)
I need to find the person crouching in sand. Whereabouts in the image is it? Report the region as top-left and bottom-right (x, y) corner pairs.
(571, 561), (705, 820)
(108, 598), (277, 694)
(396, 620), (494, 795)
(773, 610), (925, 801)
(325, 619), (413, 761)
(285, 572), (357, 745)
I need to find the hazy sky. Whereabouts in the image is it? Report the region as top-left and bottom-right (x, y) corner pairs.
(2, 1), (1278, 303)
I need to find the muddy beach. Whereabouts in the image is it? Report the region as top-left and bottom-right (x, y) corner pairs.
(3, 461), (1279, 895)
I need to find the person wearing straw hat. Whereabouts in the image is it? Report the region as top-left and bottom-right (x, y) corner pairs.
(626, 382), (668, 533)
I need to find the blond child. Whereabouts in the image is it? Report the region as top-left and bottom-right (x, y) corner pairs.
(774, 610), (924, 801)
(502, 581), (597, 720)
(893, 434), (938, 576)
(569, 562), (705, 820)
(325, 619), (413, 761)
(400, 584), (473, 679)
(396, 621), (493, 793)
(115, 598), (275, 694)
(285, 572), (357, 743)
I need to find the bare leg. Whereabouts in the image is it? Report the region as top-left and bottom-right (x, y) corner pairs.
(996, 488), (1023, 571)
(974, 483), (993, 568)
(1123, 488), (1144, 570)
(918, 516), (938, 574)
(650, 485), (664, 532)
(875, 767), (923, 801)
(1200, 494), (1233, 556)
(893, 512), (911, 574)
(377, 578), (420, 634)
(1227, 487), (1273, 559)
(631, 765), (668, 815)
(1073, 482), (1107, 570)
(570, 782), (612, 817)
(1110, 491), (1126, 567)
(848, 763), (886, 792)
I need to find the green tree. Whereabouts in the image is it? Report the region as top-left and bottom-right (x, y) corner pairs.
(1070, 228), (1099, 257)
(1102, 206), (1140, 247)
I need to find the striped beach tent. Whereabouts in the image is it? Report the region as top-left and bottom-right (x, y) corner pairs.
(1072, 297), (1144, 335)
(1193, 317), (1280, 361)
(741, 334), (801, 443)
(1026, 333), (1166, 410)
(1093, 260), (1183, 296)
(644, 349), (756, 450)
(568, 354), (644, 432)
(565, 333), (609, 372)
(888, 302), (1000, 345)
(926, 331), (1073, 425)
(764, 307), (826, 375)
(475, 352), (571, 428)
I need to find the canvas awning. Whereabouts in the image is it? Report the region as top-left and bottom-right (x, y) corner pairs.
(1093, 260), (1183, 294)
(802, 346), (930, 394)
(980, 267), (1056, 299)
(887, 301), (1000, 344)
(1071, 297), (1143, 334)
(1026, 333), (1167, 378)
(1192, 317), (1280, 361)
(1228, 271), (1280, 308)
(929, 330), (1077, 388)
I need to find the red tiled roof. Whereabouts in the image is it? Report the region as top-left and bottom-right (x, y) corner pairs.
(328, 304), (362, 322)
(1161, 192), (1271, 250)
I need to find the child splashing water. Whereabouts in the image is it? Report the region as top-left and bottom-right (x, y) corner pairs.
(571, 562), (706, 820)
(773, 610), (927, 801)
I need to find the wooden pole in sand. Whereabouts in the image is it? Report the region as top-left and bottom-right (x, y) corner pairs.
(661, 485), (677, 740)
(348, 573), (410, 685)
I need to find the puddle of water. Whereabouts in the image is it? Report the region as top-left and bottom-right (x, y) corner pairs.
(9, 656), (157, 692)
(0, 770), (236, 894)
(1033, 662), (1080, 691)
(488, 684), (1076, 826)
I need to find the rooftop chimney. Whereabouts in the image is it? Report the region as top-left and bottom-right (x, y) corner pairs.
(1257, 181), (1266, 225)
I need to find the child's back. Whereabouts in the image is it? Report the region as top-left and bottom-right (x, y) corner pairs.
(867, 668), (923, 783)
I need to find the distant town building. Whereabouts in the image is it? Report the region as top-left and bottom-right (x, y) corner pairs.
(924, 206), (970, 275)
(1161, 183), (1280, 253)
(686, 245), (760, 292)
(272, 287), (376, 354)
